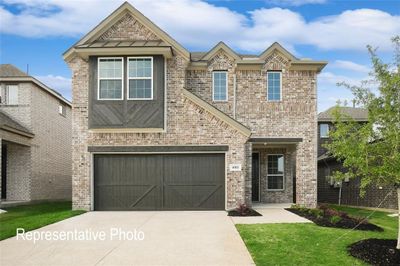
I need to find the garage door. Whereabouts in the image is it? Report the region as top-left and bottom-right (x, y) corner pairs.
(94, 154), (225, 210)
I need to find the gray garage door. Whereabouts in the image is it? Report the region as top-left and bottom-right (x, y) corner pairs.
(94, 154), (225, 210)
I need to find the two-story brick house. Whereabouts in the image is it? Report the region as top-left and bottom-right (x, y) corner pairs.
(64, 2), (327, 211)
(0, 64), (72, 203)
(317, 106), (398, 209)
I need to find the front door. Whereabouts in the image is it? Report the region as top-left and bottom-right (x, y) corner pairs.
(251, 152), (260, 202)
(1, 144), (7, 199)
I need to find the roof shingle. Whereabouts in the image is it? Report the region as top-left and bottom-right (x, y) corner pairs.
(318, 106), (368, 122)
(0, 64), (28, 78)
(0, 110), (33, 137)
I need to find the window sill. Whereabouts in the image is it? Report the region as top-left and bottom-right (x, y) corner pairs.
(127, 98), (154, 101)
(266, 189), (285, 192)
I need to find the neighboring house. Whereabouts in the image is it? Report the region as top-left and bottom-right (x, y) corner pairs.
(64, 2), (327, 211)
(0, 64), (72, 203)
(317, 106), (398, 209)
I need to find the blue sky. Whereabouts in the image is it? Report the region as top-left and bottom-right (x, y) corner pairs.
(1, 0), (399, 111)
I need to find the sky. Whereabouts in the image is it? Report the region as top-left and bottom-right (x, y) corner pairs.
(0, 0), (399, 111)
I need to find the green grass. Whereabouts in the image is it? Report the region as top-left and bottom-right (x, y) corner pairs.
(236, 205), (398, 266)
(0, 201), (85, 240)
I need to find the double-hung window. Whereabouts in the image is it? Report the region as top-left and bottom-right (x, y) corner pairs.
(98, 58), (123, 100)
(267, 71), (281, 101)
(213, 71), (228, 101)
(320, 124), (329, 138)
(6, 85), (19, 105)
(128, 57), (153, 100)
(267, 154), (284, 190)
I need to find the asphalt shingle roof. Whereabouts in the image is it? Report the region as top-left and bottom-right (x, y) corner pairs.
(0, 110), (33, 136)
(0, 64), (29, 77)
(318, 107), (368, 122)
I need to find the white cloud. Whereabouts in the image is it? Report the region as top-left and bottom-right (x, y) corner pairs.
(331, 60), (370, 74)
(268, 0), (327, 6)
(35, 74), (71, 100)
(1, 0), (399, 52)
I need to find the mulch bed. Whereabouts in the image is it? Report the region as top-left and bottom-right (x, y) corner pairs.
(286, 208), (383, 231)
(348, 238), (400, 265)
(228, 209), (262, 217)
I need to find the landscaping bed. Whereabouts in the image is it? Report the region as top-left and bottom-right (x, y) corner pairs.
(236, 205), (398, 265)
(286, 204), (383, 231)
(228, 204), (262, 217)
(348, 238), (400, 265)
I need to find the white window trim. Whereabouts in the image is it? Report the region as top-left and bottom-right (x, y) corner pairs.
(127, 56), (153, 100)
(266, 71), (282, 102)
(266, 154), (285, 191)
(97, 57), (124, 101)
(6, 85), (19, 105)
(212, 71), (228, 102)
(320, 124), (330, 138)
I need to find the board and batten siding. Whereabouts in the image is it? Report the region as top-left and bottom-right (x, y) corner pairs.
(88, 55), (165, 129)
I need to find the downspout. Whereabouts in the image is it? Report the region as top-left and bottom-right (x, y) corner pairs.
(233, 73), (236, 119)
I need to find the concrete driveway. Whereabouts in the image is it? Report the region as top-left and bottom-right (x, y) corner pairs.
(0, 211), (254, 266)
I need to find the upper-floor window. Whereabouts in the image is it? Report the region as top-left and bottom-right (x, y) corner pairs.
(1, 85), (19, 105)
(267, 154), (284, 190)
(59, 102), (66, 116)
(320, 124), (329, 138)
(98, 58), (123, 100)
(267, 72), (281, 101)
(213, 71), (228, 101)
(128, 57), (153, 100)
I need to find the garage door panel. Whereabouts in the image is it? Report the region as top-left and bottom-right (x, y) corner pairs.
(94, 153), (225, 210)
(95, 185), (162, 210)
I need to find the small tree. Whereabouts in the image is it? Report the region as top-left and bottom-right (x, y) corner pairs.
(326, 36), (400, 249)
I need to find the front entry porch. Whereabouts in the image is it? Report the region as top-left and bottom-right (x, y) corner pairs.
(248, 138), (301, 206)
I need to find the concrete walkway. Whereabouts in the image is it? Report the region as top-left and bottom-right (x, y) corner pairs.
(0, 211), (254, 266)
(231, 205), (312, 224)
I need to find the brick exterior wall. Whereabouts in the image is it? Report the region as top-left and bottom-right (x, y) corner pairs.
(5, 142), (31, 200)
(67, 11), (319, 210)
(68, 53), (249, 210)
(187, 51), (318, 207)
(0, 81), (72, 201)
(318, 160), (398, 209)
(252, 147), (296, 203)
(29, 85), (72, 200)
(186, 52), (236, 117)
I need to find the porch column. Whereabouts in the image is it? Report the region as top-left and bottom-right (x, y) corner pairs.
(244, 141), (253, 206)
(295, 141), (318, 208)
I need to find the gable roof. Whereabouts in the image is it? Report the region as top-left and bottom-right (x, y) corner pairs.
(318, 106), (368, 122)
(182, 89), (251, 137)
(259, 42), (297, 61)
(63, 2), (190, 61)
(0, 64), (29, 77)
(189, 41), (327, 72)
(200, 42), (241, 61)
(0, 110), (34, 138)
(0, 64), (71, 106)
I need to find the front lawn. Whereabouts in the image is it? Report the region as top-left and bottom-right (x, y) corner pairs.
(0, 201), (85, 240)
(236, 205), (397, 265)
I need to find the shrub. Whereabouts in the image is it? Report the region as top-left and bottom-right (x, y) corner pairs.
(330, 215), (342, 224)
(236, 203), (251, 216)
(351, 215), (368, 224)
(322, 207), (349, 219)
(308, 208), (324, 218)
(291, 204), (309, 212)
